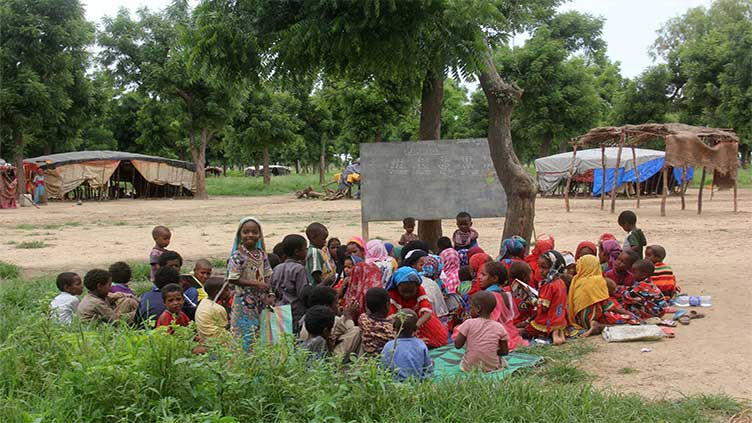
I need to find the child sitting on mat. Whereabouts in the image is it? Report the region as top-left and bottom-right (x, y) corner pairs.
(645, 245), (680, 301)
(380, 309), (433, 382)
(454, 291), (509, 372)
(300, 305), (336, 361)
(605, 250), (638, 288)
(156, 283), (190, 334)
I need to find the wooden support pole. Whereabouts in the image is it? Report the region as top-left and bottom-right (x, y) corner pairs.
(733, 179), (738, 213)
(710, 177), (715, 200)
(680, 166), (688, 210)
(564, 145), (578, 212)
(600, 145), (606, 210)
(631, 146), (641, 209)
(697, 167), (706, 215)
(610, 134), (625, 214)
(661, 166), (669, 217)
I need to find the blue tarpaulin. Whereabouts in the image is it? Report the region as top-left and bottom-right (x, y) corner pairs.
(592, 158), (694, 196)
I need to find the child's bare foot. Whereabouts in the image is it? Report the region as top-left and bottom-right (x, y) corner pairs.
(583, 321), (606, 337)
(552, 329), (566, 345)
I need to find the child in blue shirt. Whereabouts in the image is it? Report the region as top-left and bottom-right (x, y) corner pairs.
(380, 309), (433, 381)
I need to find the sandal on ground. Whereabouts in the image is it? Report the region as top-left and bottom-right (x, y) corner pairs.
(658, 319), (677, 327)
(689, 310), (706, 319)
(660, 327), (676, 338)
(678, 316), (691, 325)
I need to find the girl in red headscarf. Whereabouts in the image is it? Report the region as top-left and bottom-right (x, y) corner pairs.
(525, 234), (554, 289)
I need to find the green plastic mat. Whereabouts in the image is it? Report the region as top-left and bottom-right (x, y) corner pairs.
(429, 345), (542, 379)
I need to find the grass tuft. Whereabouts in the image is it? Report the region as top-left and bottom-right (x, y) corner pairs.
(618, 367), (638, 375)
(15, 241), (49, 249)
(206, 173), (336, 197)
(0, 261), (21, 279)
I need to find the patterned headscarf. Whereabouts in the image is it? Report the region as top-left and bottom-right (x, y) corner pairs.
(348, 236), (366, 250)
(365, 239), (389, 264)
(384, 242), (394, 256)
(421, 255), (442, 279)
(540, 250), (566, 284)
(601, 239), (623, 271)
(499, 235), (527, 260)
(403, 249), (428, 268)
(390, 266), (422, 287)
(439, 248), (461, 294)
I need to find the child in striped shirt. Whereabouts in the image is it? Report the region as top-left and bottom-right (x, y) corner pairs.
(645, 245), (680, 301)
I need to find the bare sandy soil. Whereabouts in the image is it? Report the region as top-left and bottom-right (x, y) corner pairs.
(1, 188), (750, 400)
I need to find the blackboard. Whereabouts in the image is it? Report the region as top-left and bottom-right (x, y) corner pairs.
(360, 139), (507, 222)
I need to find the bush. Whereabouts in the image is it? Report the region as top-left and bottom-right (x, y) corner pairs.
(0, 261), (20, 280)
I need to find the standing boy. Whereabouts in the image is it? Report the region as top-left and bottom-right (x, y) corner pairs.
(304, 222), (335, 286)
(150, 226), (171, 281)
(618, 210), (647, 259)
(272, 234), (310, 333)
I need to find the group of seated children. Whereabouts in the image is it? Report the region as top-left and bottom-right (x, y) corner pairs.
(49, 209), (682, 381)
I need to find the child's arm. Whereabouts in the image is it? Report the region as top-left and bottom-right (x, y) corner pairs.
(454, 333), (467, 349)
(497, 339), (509, 356)
(416, 310), (431, 328)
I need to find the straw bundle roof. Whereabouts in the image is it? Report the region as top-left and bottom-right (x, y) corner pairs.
(571, 123), (739, 147)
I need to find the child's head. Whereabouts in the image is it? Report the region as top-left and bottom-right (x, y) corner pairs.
(56, 272), (83, 296)
(304, 305), (336, 338)
(632, 259), (655, 281)
(403, 217), (416, 234)
(305, 222), (329, 249)
(267, 253), (281, 269)
(307, 285), (338, 313)
(617, 210), (637, 232)
(273, 242), (287, 263)
(456, 212), (472, 232)
(327, 237), (341, 259)
(645, 245), (666, 264)
(205, 277), (230, 302)
(403, 249), (428, 270)
(83, 268), (111, 298)
(343, 256), (354, 276)
(394, 267), (422, 300)
(347, 240), (365, 259)
(239, 219), (261, 250)
(393, 309), (418, 338)
(458, 265), (473, 282)
(480, 261), (507, 289)
(193, 259), (213, 283)
(161, 283), (185, 313)
(365, 287), (390, 317)
(509, 261), (532, 283)
(108, 261), (132, 285)
(282, 234), (308, 261)
(152, 226), (171, 248)
(562, 252), (577, 276)
(436, 236), (453, 252)
(154, 266), (180, 290)
(470, 291), (497, 319)
(614, 250), (639, 274)
(158, 251), (183, 272)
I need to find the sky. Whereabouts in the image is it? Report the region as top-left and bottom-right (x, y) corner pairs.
(85, 0), (713, 79)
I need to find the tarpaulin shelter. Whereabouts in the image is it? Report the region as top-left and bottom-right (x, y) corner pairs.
(567, 123), (739, 216)
(534, 148), (692, 195)
(23, 151), (196, 200)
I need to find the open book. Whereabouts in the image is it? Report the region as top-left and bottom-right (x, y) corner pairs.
(511, 279), (539, 304)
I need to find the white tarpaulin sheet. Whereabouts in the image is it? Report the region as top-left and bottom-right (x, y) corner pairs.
(132, 160), (196, 192)
(45, 160), (120, 198)
(534, 148), (665, 193)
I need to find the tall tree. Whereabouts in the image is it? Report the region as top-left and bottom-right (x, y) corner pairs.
(219, 0), (559, 243)
(653, 0), (752, 164)
(98, 1), (247, 198)
(0, 0), (93, 200)
(612, 64), (673, 124)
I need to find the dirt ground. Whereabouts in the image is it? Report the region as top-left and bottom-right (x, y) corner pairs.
(1, 188), (750, 400)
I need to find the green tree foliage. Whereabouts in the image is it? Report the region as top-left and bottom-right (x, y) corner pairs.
(0, 0), (93, 197)
(612, 64), (674, 125)
(98, 1), (246, 198)
(653, 0), (752, 161)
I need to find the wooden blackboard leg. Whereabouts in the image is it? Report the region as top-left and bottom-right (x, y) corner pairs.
(418, 220), (442, 252)
(362, 220), (369, 242)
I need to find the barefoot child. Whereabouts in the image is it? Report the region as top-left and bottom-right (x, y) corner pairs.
(454, 291), (509, 372)
(358, 287), (396, 356)
(399, 217), (419, 246)
(50, 272), (83, 324)
(156, 283), (190, 333)
(380, 309), (433, 381)
(605, 250), (638, 288)
(645, 245), (680, 301)
(271, 234), (310, 333)
(149, 226), (171, 281)
(527, 251), (568, 345)
(618, 210), (647, 259)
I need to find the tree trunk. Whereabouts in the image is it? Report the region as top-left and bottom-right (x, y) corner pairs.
(477, 49), (537, 242)
(319, 136), (327, 185)
(190, 128), (209, 199)
(558, 137), (568, 153)
(740, 143), (750, 168)
(14, 132), (25, 203)
(539, 131), (553, 157)
(417, 70), (444, 251)
(296, 160), (300, 174)
(263, 145), (271, 185)
(374, 127), (383, 143)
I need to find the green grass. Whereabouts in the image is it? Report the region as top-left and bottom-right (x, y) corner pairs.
(0, 275), (743, 422)
(14, 222), (81, 231)
(618, 367), (638, 375)
(0, 261), (20, 280)
(14, 241), (49, 249)
(206, 173), (335, 197)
